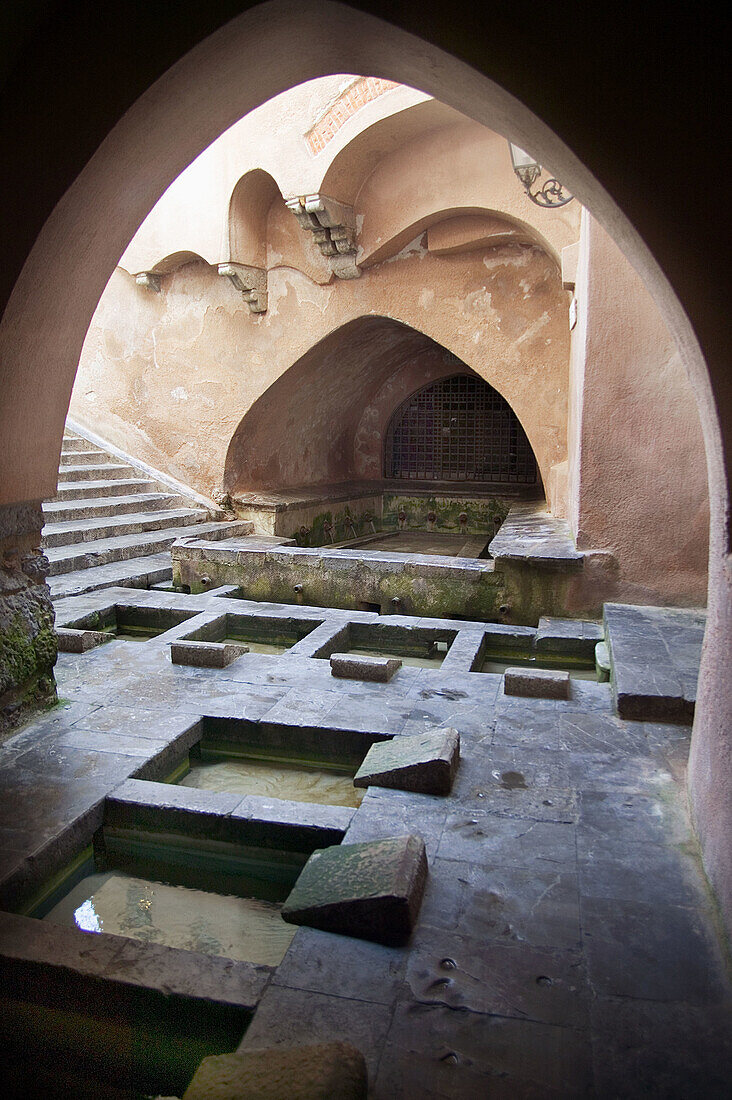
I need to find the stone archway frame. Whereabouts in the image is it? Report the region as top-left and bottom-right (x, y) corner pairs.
(0, 0), (728, 926)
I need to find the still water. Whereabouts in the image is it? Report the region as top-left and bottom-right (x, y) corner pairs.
(43, 870), (296, 966)
(180, 757), (364, 808)
(223, 638), (291, 655)
(348, 645), (446, 669)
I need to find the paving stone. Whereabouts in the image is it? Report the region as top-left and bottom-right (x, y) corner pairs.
(457, 864), (582, 950)
(330, 652), (402, 682)
(438, 810), (577, 870)
(271, 926), (408, 1005)
(238, 986), (391, 1083)
(578, 788), (690, 846)
(581, 896), (729, 1003)
(282, 834), (428, 946)
(375, 1001), (593, 1099)
(353, 728), (459, 795)
(406, 928), (589, 1028)
(590, 997), (732, 1099)
(578, 834), (712, 910)
(182, 1044), (367, 1100)
(344, 786), (450, 863)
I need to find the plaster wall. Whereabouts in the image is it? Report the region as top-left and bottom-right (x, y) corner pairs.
(71, 241), (568, 500)
(355, 121), (579, 268)
(120, 76), (433, 274)
(569, 214), (708, 605)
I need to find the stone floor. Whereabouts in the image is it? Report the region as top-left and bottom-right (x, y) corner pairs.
(0, 590), (729, 1097)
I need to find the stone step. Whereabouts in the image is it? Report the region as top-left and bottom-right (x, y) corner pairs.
(58, 463), (138, 484)
(60, 435), (93, 453)
(48, 553), (174, 600)
(52, 478), (161, 500)
(45, 520), (254, 576)
(42, 493), (183, 522)
(59, 448), (114, 466)
(41, 508), (207, 548)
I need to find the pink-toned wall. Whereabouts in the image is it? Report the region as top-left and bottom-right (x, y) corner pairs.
(567, 212), (708, 605)
(71, 236), (569, 499)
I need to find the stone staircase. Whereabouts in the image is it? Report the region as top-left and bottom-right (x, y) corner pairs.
(43, 430), (252, 600)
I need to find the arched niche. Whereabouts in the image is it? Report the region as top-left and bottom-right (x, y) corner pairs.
(228, 168), (282, 268)
(224, 315), (552, 496)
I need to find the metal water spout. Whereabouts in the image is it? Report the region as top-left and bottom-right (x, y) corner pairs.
(344, 515), (357, 539)
(391, 596), (402, 612)
(323, 521), (334, 543)
(398, 509), (407, 531)
(293, 582), (304, 605)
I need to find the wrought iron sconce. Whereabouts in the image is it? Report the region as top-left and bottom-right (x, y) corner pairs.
(509, 143), (574, 208)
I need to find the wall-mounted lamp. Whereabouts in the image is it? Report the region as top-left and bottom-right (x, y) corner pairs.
(508, 143), (574, 208)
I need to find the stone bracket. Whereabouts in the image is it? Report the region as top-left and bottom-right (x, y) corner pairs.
(217, 262), (268, 313)
(135, 272), (161, 292)
(286, 194), (361, 279)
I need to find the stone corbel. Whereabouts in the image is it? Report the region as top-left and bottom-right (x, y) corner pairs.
(286, 194), (360, 279)
(217, 263), (268, 313)
(135, 272), (161, 292)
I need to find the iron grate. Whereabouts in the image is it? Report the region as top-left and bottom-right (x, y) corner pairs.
(384, 373), (537, 484)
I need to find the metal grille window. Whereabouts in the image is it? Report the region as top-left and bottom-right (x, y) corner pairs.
(384, 373), (537, 484)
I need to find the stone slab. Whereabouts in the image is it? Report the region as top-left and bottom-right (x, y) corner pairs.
(182, 1043), (367, 1099)
(0, 908), (270, 1012)
(353, 728), (459, 795)
(535, 616), (603, 659)
(282, 834), (428, 945)
(595, 641), (611, 681)
(55, 627), (112, 652)
(504, 666), (571, 699)
(330, 652), (402, 682)
(170, 639), (249, 667)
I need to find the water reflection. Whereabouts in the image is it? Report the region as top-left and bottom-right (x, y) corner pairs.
(43, 871), (296, 966)
(181, 758), (363, 808)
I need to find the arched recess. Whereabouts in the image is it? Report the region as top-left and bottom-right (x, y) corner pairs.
(228, 168), (281, 267)
(0, 2), (728, 926)
(224, 316), (548, 495)
(149, 251), (209, 275)
(318, 97), (466, 204)
(383, 373), (538, 485)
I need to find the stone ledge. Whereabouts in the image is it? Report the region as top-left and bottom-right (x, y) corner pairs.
(56, 626), (111, 652)
(504, 667), (570, 699)
(330, 652), (402, 682)
(183, 1042), (367, 1099)
(0, 909), (270, 1012)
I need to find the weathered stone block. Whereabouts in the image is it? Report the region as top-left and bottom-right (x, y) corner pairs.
(182, 1042), (367, 1099)
(170, 639), (249, 667)
(595, 641), (611, 682)
(330, 652), (402, 682)
(353, 728), (459, 795)
(504, 666), (570, 699)
(282, 834), (427, 945)
(56, 627), (111, 652)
